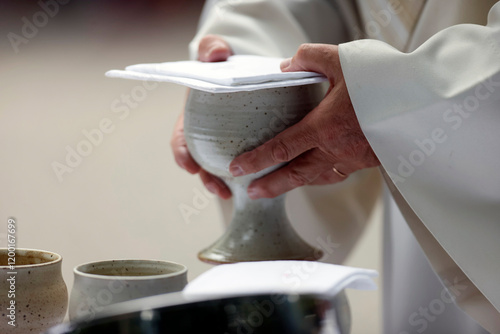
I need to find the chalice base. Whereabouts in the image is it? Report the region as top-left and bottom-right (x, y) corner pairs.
(198, 195), (323, 264)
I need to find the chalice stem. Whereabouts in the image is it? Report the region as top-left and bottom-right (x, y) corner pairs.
(198, 180), (322, 264)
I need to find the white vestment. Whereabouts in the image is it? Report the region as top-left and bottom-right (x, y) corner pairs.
(190, 1), (500, 332)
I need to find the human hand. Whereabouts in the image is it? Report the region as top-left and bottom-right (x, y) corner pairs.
(170, 35), (233, 199)
(229, 44), (380, 199)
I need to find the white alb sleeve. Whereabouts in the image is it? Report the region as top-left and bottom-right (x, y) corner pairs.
(189, 0), (351, 59)
(339, 0), (500, 316)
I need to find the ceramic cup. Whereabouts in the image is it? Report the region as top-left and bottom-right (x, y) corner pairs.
(68, 259), (187, 322)
(184, 84), (325, 264)
(0, 248), (68, 333)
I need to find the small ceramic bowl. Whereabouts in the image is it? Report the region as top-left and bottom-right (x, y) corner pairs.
(68, 259), (187, 322)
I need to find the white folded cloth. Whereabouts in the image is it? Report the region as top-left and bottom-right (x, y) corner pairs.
(106, 55), (327, 93)
(183, 261), (377, 300)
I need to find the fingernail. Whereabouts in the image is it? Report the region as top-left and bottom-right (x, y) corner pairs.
(205, 182), (217, 194)
(248, 187), (260, 199)
(206, 45), (230, 62)
(280, 58), (291, 71)
(230, 165), (244, 176)
(207, 45), (218, 56)
(200, 46), (217, 62)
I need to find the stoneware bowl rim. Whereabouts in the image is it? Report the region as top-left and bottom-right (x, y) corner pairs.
(74, 259), (188, 281)
(0, 247), (62, 268)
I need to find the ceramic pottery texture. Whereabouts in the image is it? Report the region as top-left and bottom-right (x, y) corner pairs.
(184, 84), (325, 264)
(0, 248), (68, 333)
(69, 259), (187, 322)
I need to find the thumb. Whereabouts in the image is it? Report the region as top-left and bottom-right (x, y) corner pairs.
(198, 35), (233, 62)
(280, 44), (340, 80)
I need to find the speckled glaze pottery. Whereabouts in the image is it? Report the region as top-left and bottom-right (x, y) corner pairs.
(68, 259), (187, 322)
(184, 84), (325, 264)
(0, 248), (68, 333)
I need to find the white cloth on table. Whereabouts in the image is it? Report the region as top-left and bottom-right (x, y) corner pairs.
(183, 261), (377, 300)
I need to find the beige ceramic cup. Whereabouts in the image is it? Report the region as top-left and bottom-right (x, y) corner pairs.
(0, 248), (68, 333)
(68, 259), (187, 322)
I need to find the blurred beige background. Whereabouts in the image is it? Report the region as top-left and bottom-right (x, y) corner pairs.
(0, 1), (382, 332)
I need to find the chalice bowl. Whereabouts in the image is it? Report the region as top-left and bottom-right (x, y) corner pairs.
(184, 83), (325, 264)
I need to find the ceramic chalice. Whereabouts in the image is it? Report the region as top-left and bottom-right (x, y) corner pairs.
(184, 83), (325, 264)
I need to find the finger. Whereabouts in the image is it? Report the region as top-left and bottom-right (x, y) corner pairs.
(246, 149), (339, 199)
(229, 118), (318, 176)
(309, 166), (350, 185)
(229, 88), (340, 177)
(198, 35), (233, 62)
(199, 169), (232, 199)
(170, 112), (201, 174)
(280, 44), (340, 80)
